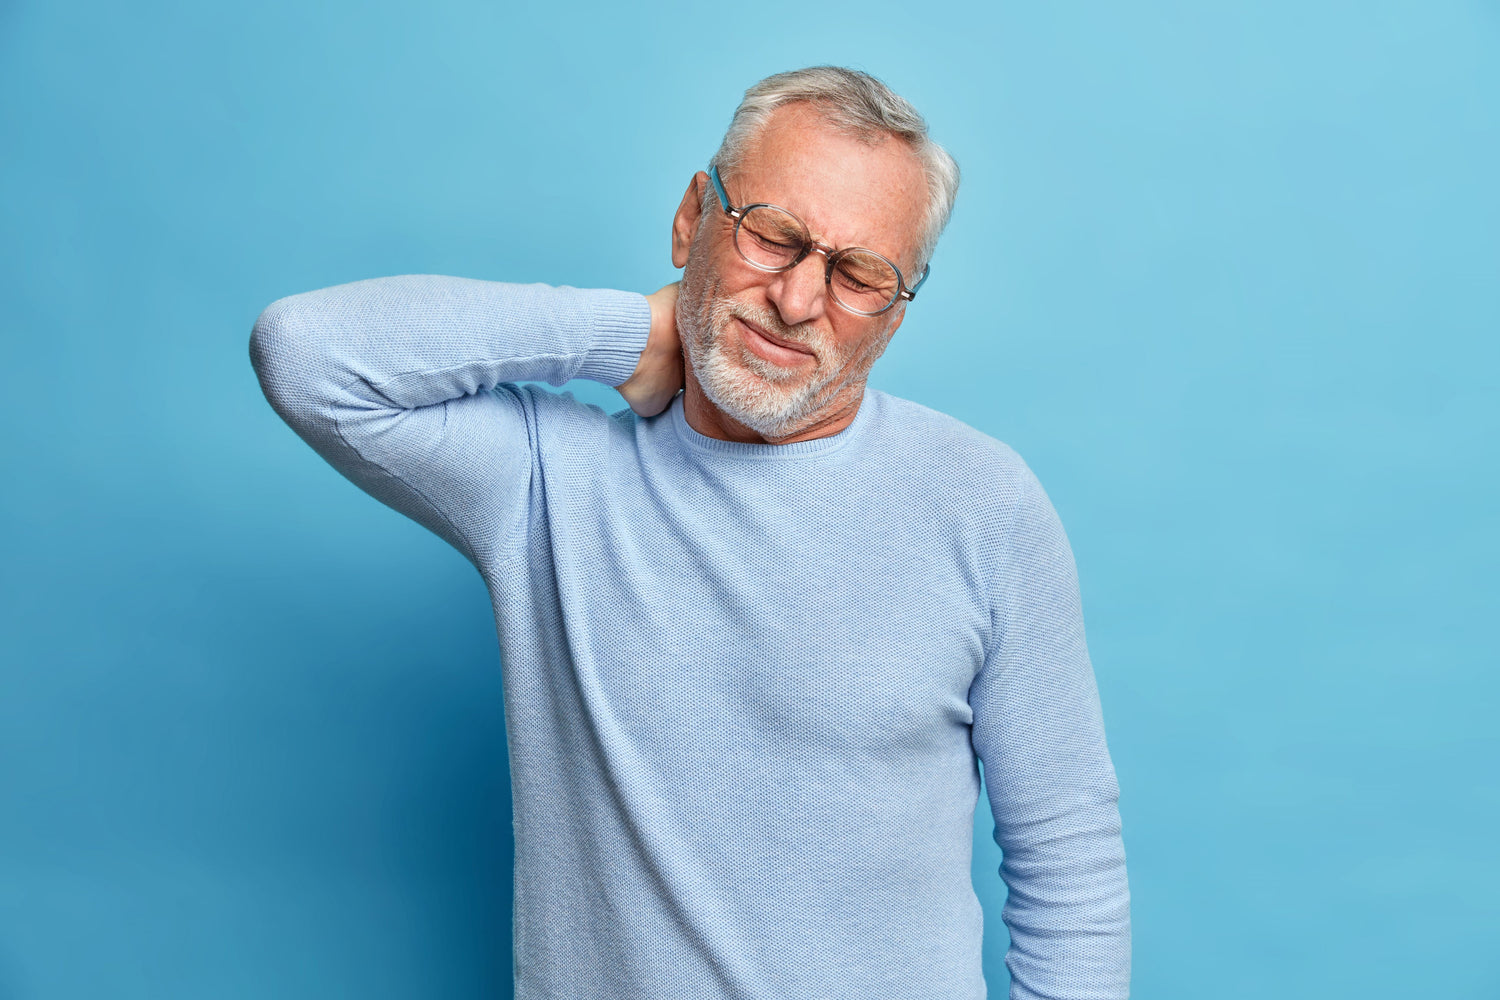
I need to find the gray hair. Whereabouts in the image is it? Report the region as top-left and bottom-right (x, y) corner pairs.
(706, 66), (961, 278)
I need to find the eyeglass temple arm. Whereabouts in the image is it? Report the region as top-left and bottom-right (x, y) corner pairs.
(708, 165), (741, 219)
(901, 263), (931, 301)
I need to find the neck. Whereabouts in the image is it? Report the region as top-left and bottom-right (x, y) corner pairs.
(680, 367), (864, 445)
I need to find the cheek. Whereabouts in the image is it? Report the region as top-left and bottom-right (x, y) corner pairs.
(680, 247), (721, 312)
(838, 322), (898, 370)
(693, 239), (771, 300)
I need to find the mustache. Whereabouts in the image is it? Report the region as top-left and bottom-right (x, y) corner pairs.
(721, 300), (823, 355)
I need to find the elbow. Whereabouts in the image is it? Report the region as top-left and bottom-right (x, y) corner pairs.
(248, 296), (299, 390)
(248, 294), (325, 425)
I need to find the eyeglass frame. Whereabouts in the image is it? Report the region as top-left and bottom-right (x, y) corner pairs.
(706, 165), (930, 317)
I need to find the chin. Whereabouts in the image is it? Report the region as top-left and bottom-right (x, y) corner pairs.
(679, 274), (849, 438)
(687, 336), (821, 438)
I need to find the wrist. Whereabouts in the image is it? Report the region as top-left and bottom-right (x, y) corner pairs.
(573, 288), (652, 387)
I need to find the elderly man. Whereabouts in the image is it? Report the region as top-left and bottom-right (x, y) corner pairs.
(250, 66), (1130, 1000)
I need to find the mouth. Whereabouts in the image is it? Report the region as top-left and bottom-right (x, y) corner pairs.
(735, 316), (814, 366)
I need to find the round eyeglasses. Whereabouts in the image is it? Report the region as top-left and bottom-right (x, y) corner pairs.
(708, 165), (929, 317)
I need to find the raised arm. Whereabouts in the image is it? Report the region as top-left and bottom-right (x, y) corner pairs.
(247, 275), (663, 570)
(968, 465), (1132, 1000)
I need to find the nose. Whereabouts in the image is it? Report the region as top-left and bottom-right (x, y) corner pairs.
(764, 249), (830, 328)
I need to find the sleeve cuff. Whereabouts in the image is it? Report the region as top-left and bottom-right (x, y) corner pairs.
(576, 289), (652, 388)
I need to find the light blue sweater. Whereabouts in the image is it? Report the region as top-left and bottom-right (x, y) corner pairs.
(248, 275), (1130, 1000)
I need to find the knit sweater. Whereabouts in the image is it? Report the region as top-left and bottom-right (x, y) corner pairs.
(248, 275), (1130, 1000)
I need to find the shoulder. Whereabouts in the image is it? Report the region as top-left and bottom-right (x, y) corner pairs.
(867, 389), (1041, 504)
(872, 395), (1085, 636)
(866, 390), (1074, 572)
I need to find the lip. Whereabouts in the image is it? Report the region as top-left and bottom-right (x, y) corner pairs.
(736, 316), (814, 365)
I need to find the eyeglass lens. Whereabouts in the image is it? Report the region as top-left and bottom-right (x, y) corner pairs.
(735, 205), (901, 315)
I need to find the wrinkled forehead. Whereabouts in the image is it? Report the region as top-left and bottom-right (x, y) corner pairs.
(731, 104), (928, 275)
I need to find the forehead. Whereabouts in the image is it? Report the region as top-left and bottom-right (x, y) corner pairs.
(730, 103), (928, 270)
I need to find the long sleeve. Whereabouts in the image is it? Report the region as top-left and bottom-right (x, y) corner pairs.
(247, 275), (651, 569)
(968, 465), (1132, 1000)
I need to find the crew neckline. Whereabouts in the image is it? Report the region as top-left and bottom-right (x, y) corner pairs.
(668, 387), (877, 461)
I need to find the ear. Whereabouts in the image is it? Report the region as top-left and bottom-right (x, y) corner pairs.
(671, 171), (708, 269)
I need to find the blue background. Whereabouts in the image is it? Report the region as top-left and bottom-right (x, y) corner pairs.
(3, 1), (1497, 997)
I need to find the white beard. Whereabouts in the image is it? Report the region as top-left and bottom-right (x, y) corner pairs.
(678, 271), (888, 440)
